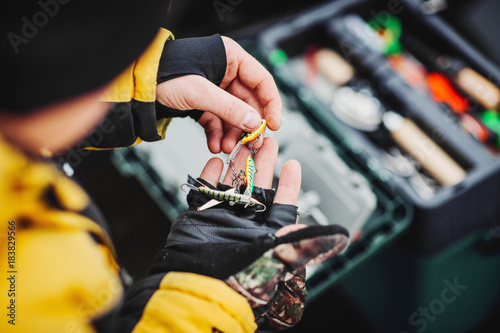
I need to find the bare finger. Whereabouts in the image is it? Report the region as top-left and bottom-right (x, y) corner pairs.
(198, 112), (224, 154)
(274, 160), (301, 205)
(221, 123), (243, 155)
(157, 75), (263, 132)
(221, 78), (265, 153)
(225, 77), (264, 115)
(199, 157), (224, 187)
(253, 137), (279, 189)
(221, 37), (283, 131)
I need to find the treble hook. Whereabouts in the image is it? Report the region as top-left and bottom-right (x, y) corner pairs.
(247, 138), (260, 156)
(255, 202), (266, 213)
(227, 119), (266, 164)
(180, 183), (199, 193)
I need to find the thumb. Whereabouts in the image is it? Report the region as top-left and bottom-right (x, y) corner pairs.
(157, 75), (262, 132)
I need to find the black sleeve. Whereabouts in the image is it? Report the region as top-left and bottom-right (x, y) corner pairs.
(157, 34), (227, 86)
(81, 35), (228, 149)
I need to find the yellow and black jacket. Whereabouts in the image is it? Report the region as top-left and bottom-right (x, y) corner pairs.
(85, 29), (226, 150)
(0, 28), (256, 333)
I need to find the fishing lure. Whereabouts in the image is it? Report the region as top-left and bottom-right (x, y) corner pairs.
(184, 121), (265, 213)
(231, 155), (256, 194)
(180, 182), (266, 212)
(228, 119), (266, 166)
(227, 119), (265, 195)
(242, 155), (255, 198)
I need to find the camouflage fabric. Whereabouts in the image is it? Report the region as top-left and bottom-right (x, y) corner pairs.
(225, 251), (306, 330)
(225, 250), (285, 308)
(265, 267), (307, 329)
(225, 231), (349, 330)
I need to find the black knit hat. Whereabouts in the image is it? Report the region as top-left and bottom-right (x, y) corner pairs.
(0, 0), (168, 112)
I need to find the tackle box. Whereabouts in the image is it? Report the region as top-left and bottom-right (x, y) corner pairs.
(259, 0), (500, 254)
(254, 0), (500, 332)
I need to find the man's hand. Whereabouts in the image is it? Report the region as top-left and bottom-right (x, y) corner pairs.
(151, 138), (349, 329)
(156, 37), (282, 154)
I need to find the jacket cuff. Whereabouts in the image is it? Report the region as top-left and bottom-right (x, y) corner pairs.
(86, 28), (174, 149)
(157, 34), (227, 86)
(132, 272), (257, 333)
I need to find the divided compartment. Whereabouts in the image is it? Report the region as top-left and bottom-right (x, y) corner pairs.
(258, 0), (500, 253)
(271, 4), (479, 202)
(255, 2), (500, 331)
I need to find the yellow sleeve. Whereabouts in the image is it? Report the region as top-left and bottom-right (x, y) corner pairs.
(132, 272), (257, 333)
(101, 28), (174, 103)
(88, 28), (174, 150)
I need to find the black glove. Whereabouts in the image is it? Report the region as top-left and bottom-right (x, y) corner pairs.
(150, 176), (349, 330)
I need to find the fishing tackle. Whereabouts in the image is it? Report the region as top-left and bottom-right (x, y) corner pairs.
(180, 121), (266, 213)
(231, 155), (256, 195)
(242, 155), (255, 198)
(227, 120), (265, 195)
(228, 119), (266, 167)
(232, 170), (246, 191)
(180, 183), (266, 212)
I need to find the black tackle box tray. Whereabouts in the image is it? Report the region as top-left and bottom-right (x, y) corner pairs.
(257, 0), (500, 254)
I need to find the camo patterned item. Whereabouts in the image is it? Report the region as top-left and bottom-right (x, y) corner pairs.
(225, 230), (349, 330)
(265, 267), (307, 329)
(225, 253), (307, 330)
(225, 250), (285, 308)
